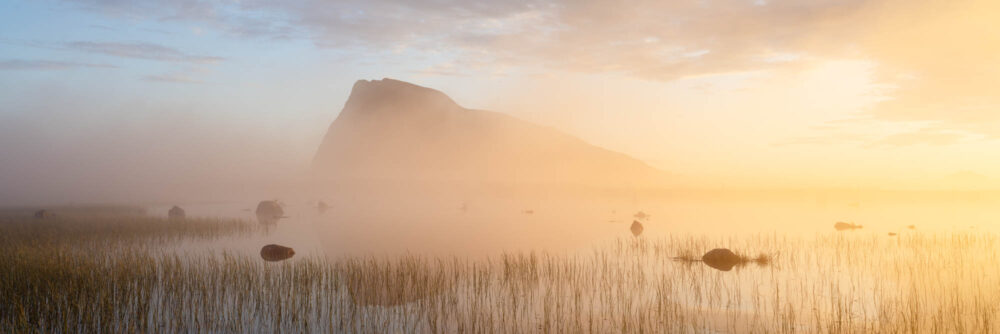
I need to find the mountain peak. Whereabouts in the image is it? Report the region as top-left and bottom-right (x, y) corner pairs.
(314, 78), (670, 188)
(343, 78), (460, 116)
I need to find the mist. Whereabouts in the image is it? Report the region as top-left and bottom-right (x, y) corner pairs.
(3, 1), (1000, 332)
(0, 87), (316, 206)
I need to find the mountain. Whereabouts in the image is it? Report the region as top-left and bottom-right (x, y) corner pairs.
(311, 78), (670, 188)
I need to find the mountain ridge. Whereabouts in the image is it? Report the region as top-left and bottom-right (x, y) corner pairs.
(312, 78), (670, 188)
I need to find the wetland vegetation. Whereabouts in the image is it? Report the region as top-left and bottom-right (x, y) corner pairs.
(3, 210), (999, 333)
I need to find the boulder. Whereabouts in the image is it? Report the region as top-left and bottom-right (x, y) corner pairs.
(260, 244), (295, 262)
(702, 248), (743, 271)
(168, 206), (186, 220)
(630, 220), (644, 237)
(256, 201), (284, 225)
(834, 222), (863, 231)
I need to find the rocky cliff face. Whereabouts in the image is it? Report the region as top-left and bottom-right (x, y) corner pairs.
(312, 78), (669, 188)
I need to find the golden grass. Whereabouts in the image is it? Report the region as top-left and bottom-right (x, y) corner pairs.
(2, 215), (999, 333)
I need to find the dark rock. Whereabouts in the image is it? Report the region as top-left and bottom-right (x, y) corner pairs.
(256, 201), (284, 225)
(702, 248), (742, 271)
(834, 222), (863, 231)
(630, 220), (644, 237)
(260, 244), (295, 262)
(168, 206), (186, 220)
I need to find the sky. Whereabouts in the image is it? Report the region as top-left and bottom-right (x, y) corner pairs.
(1, 0), (999, 204)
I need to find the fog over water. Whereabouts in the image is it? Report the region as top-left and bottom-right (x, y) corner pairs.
(148, 187), (1000, 258)
(5, 78), (999, 259)
(4, 2), (1000, 332)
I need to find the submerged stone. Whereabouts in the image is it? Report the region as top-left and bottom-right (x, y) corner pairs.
(630, 220), (644, 237)
(260, 244), (295, 262)
(834, 222), (863, 231)
(168, 206), (186, 220)
(702, 248), (742, 272)
(256, 201), (284, 225)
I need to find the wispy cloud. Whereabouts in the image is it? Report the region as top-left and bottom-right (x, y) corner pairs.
(142, 73), (204, 84)
(866, 128), (969, 148)
(65, 41), (224, 63)
(0, 59), (117, 70)
(775, 124), (979, 148)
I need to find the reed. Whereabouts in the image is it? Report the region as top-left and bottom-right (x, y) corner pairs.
(2, 215), (998, 333)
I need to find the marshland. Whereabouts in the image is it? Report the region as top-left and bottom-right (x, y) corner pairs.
(4, 1), (1000, 333)
(3, 193), (999, 333)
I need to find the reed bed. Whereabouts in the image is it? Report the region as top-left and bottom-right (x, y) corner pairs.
(2, 216), (999, 333)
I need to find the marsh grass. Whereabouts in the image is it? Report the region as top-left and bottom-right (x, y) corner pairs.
(0, 214), (254, 246)
(2, 215), (999, 333)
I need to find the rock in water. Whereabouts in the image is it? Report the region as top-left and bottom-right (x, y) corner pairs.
(702, 248), (742, 271)
(256, 201), (284, 225)
(833, 222), (863, 231)
(168, 206), (186, 220)
(34, 209), (52, 219)
(260, 244), (295, 262)
(630, 220), (644, 237)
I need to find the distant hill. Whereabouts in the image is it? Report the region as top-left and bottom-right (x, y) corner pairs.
(312, 78), (670, 188)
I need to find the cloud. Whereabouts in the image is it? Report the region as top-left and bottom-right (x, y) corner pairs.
(61, 0), (1000, 138)
(775, 124), (979, 148)
(142, 73), (205, 84)
(64, 0), (863, 75)
(855, 0), (1000, 137)
(866, 128), (968, 148)
(0, 59), (117, 70)
(65, 41), (224, 63)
